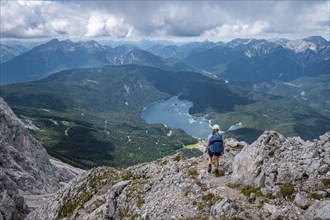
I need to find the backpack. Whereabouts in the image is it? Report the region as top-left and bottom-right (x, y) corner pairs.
(209, 134), (223, 153)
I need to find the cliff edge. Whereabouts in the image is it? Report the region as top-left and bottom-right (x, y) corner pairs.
(0, 97), (82, 219)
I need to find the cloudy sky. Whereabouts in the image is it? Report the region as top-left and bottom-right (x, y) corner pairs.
(0, 0), (329, 42)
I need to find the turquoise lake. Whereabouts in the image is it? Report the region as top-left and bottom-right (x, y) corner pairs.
(141, 96), (242, 139)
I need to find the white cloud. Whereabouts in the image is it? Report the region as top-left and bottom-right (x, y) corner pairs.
(0, 0), (132, 39)
(1, 0), (76, 38)
(86, 12), (132, 38)
(0, 0), (329, 40)
(302, 2), (329, 34)
(205, 20), (269, 38)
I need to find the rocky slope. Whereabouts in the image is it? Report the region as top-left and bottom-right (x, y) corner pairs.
(27, 131), (329, 220)
(0, 97), (82, 220)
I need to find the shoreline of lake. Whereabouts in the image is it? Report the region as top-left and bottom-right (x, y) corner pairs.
(141, 96), (241, 139)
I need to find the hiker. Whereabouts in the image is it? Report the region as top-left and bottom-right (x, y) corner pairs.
(205, 124), (224, 175)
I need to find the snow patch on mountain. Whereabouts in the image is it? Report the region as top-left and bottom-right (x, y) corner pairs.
(285, 40), (317, 53)
(244, 50), (253, 58)
(282, 82), (301, 88)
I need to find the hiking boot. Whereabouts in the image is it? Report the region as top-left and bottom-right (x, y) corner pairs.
(215, 169), (220, 176)
(208, 164), (212, 173)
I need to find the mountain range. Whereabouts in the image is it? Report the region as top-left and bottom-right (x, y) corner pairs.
(183, 36), (329, 85)
(0, 39), (195, 84)
(1, 36), (328, 111)
(2, 36), (328, 85)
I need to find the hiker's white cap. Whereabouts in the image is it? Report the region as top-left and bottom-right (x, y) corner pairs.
(212, 124), (220, 130)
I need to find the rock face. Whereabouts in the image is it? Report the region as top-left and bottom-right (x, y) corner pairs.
(305, 200), (330, 220)
(27, 131), (330, 220)
(0, 98), (82, 219)
(231, 131), (330, 195)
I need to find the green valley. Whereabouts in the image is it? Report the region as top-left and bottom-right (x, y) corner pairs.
(1, 65), (329, 168)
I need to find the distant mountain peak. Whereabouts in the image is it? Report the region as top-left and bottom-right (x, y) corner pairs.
(268, 36), (328, 53)
(303, 36), (328, 45)
(285, 39), (318, 52)
(47, 38), (60, 44)
(227, 38), (264, 47)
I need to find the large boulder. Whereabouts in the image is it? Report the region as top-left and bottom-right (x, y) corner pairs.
(305, 200), (330, 220)
(231, 130), (330, 193)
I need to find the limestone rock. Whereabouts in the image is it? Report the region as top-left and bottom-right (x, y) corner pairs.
(249, 193), (256, 202)
(263, 203), (277, 215)
(0, 98), (81, 219)
(305, 200), (330, 220)
(0, 173), (28, 220)
(231, 130), (330, 194)
(319, 164), (329, 174)
(294, 193), (310, 209)
(224, 138), (247, 150)
(210, 198), (238, 217)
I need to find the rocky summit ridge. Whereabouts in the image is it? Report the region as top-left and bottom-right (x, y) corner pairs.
(0, 97), (329, 220)
(27, 132), (329, 219)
